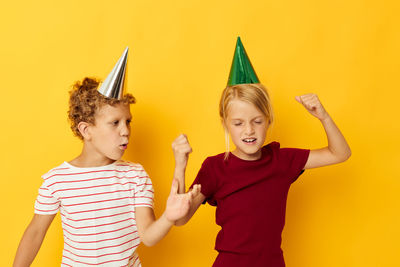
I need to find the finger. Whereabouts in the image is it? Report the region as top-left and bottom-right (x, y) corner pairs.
(299, 94), (316, 103)
(295, 96), (302, 104)
(192, 184), (201, 196)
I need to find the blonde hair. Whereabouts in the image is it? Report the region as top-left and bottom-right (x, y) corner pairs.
(219, 83), (274, 159)
(68, 77), (136, 140)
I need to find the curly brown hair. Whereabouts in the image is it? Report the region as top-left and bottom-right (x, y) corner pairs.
(68, 77), (136, 140)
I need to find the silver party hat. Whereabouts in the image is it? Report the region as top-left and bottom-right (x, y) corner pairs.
(97, 47), (129, 99)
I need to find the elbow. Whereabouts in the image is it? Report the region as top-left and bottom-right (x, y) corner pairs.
(141, 238), (157, 247)
(338, 148), (352, 163)
(143, 242), (156, 247)
(343, 147), (352, 161)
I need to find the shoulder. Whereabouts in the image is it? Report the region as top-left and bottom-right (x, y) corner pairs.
(41, 162), (71, 181)
(259, 141), (281, 158)
(201, 152), (226, 168)
(116, 160), (150, 178)
(115, 160), (145, 171)
(264, 141), (281, 151)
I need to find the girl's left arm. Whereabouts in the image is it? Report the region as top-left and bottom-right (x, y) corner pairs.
(296, 94), (351, 169)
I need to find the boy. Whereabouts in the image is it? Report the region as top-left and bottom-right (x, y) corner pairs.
(13, 48), (200, 266)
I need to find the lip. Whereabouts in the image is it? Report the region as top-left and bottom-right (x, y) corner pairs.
(242, 138), (257, 145)
(120, 143), (128, 150)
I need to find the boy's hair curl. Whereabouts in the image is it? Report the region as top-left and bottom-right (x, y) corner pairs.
(68, 77), (136, 140)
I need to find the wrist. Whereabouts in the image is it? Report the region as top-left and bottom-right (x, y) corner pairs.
(174, 163), (187, 172)
(319, 113), (331, 123)
(161, 212), (175, 227)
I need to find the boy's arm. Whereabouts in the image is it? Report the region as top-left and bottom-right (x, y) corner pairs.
(172, 134), (205, 226)
(13, 214), (56, 267)
(296, 94), (352, 169)
(135, 179), (201, 246)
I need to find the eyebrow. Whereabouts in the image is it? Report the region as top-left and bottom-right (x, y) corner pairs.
(230, 116), (264, 120)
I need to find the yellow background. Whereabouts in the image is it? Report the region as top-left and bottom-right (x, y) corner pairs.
(1, 0), (399, 266)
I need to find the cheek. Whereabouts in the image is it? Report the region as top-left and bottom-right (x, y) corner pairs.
(228, 128), (242, 140)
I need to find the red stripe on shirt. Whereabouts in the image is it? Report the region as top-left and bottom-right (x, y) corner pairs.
(52, 182), (139, 194)
(65, 236), (140, 251)
(45, 169), (143, 180)
(62, 217), (133, 230)
(60, 211), (134, 222)
(36, 200), (59, 205)
(62, 254), (135, 265)
(62, 224), (134, 237)
(64, 230), (137, 244)
(62, 196), (134, 207)
(65, 203), (135, 215)
(63, 243), (138, 258)
(59, 189), (133, 200)
(35, 207), (59, 213)
(48, 175), (149, 187)
(38, 193), (53, 198)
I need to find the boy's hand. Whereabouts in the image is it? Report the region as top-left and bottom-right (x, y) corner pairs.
(165, 179), (201, 223)
(172, 134), (192, 169)
(295, 94), (329, 121)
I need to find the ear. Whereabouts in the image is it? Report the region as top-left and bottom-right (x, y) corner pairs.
(77, 121), (92, 140)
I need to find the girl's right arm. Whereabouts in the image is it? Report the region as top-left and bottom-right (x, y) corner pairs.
(13, 214), (56, 267)
(172, 134), (205, 226)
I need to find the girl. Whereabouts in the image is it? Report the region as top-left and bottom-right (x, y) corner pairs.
(171, 37), (351, 267)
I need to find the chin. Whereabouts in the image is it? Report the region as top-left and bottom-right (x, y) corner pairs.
(106, 154), (123, 161)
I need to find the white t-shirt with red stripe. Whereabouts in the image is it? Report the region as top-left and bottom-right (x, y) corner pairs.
(34, 160), (154, 266)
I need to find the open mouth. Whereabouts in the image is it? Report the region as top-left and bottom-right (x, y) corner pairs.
(120, 143), (128, 150)
(242, 138), (257, 144)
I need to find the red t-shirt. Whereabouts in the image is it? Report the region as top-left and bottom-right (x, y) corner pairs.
(191, 142), (310, 267)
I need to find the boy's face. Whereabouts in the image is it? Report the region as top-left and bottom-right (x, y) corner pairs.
(87, 103), (132, 163)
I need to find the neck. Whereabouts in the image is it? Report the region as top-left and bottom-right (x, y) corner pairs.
(69, 143), (116, 168)
(232, 149), (262, 161)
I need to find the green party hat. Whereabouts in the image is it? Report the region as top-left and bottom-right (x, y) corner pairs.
(227, 37), (260, 86)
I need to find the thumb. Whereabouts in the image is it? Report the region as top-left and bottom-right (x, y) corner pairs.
(170, 179), (179, 195)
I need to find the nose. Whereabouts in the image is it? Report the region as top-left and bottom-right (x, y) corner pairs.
(120, 123), (130, 137)
(244, 123), (255, 135)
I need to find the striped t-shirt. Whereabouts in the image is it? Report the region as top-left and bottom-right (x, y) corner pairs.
(34, 160), (154, 266)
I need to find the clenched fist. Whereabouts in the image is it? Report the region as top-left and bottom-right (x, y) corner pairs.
(295, 94), (329, 121)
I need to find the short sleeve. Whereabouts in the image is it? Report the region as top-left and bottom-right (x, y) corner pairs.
(34, 182), (60, 215)
(190, 158), (218, 206)
(133, 166), (154, 208)
(279, 147), (310, 182)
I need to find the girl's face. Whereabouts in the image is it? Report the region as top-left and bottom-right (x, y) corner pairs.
(226, 99), (269, 161)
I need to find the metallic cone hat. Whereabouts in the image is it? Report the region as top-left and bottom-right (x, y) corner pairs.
(227, 37), (260, 86)
(97, 47), (129, 99)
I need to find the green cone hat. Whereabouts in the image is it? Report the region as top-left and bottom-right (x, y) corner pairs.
(98, 47), (129, 99)
(227, 37), (260, 86)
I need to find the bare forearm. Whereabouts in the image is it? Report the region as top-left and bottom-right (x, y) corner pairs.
(320, 115), (351, 160)
(141, 213), (174, 246)
(173, 165), (186, 194)
(13, 227), (46, 266)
